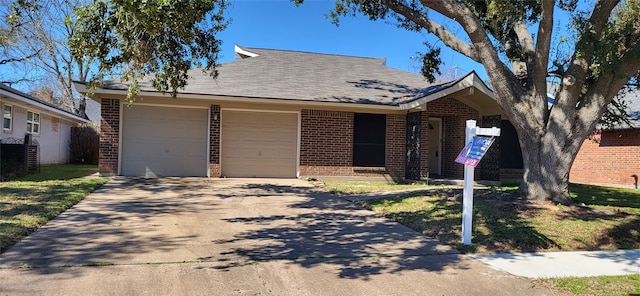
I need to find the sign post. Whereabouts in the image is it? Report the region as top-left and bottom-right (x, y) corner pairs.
(455, 120), (500, 245)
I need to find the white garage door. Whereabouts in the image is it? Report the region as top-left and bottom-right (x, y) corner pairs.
(222, 110), (297, 178)
(121, 105), (208, 177)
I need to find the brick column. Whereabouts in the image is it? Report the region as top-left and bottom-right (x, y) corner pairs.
(209, 105), (221, 177)
(99, 98), (120, 176)
(386, 113), (406, 180)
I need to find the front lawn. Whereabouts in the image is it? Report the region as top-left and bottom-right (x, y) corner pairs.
(0, 165), (108, 253)
(331, 182), (640, 253)
(320, 180), (640, 296)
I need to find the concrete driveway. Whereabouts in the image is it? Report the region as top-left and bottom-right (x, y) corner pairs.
(0, 178), (556, 295)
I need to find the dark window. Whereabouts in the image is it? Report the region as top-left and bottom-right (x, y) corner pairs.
(353, 113), (386, 167)
(500, 120), (523, 169)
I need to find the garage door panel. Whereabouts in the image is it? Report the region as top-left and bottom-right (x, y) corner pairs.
(222, 111), (297, 178)
(123, 141), (205, 158)
(122, 105), (208, 177)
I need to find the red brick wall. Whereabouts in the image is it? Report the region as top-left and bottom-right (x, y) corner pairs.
(386, 113), (406, 179)
(299, 109), (406, 178)
(299, 110), (354, 175)
(209, 105), (220, 177)
(99, 98), (120, 176)
(570, 129), (640, 188)
(427, 98), (479, 178)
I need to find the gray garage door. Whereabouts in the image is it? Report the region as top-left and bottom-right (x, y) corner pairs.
(121, 105), (208, 177)
(221, 110), (297, 178)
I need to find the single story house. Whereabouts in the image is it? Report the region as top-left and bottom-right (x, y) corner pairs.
(1, 84), (90, 164)
(570, 93), (640, 189)
(77, 45), (526, 180)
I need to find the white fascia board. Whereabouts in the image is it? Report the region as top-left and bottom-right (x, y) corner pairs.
(399, 73), (495, 110)
(0, 88), (90, 124)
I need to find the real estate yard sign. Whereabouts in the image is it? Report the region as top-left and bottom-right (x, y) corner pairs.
(455, 135), (495, 167)
(458, 120), (500, 246)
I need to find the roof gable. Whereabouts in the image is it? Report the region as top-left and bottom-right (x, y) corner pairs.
(399, 71), (494, 109)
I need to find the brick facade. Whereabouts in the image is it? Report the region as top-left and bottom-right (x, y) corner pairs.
(570, 129), (640, 188)
(426, 98), (479, 178)
(299, 109), (407, 179)
(101, 98), (483, 180)
(385, 113), (406, 178)
(99, 98), (120, 176)
(299, 110), (355, 176)
(299, 98), (478, 180)
(209, 105), (220, 177)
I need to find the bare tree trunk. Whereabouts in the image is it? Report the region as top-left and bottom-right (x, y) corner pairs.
(518, 135), (573, 204)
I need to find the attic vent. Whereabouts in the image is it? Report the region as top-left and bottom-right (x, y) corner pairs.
(234, 45), (259, 59)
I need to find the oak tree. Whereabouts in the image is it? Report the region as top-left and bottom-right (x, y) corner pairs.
(308, 0), (640, 203)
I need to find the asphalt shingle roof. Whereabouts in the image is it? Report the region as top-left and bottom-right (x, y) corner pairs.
(103, 45), (437, 106)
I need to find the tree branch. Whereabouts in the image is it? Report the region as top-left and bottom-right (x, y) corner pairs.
(512, 20), (534, 79)
(0, 51), (40, 65)
(533, 0), (554, 98)
(381, 0), (479, 62)
(563, 0), (620, 105)
(422, 0), (537, 132)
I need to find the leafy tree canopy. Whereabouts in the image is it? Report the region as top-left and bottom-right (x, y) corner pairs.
(69, 0), (228, 102)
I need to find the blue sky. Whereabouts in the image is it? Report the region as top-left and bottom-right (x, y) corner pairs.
(216, 0), (488, 80)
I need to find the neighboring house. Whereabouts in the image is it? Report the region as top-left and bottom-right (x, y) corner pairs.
(76, 45), (524, 180)
(570, 93), (640, 189)
(1, 84), (90, 164)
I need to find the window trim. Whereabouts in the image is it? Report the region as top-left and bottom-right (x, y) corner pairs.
(27, 110), (40, 135)
(3, 104), (12, 131)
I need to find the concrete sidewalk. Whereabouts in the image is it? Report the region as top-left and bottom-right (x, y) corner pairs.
(470, 250), (640, 279)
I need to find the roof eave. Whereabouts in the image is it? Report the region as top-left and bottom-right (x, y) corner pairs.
(399, 71), (495, 110)
(1, 85), (90, 124)
(80, 87), (403, 111)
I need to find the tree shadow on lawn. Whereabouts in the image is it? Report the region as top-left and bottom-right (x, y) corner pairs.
(207, 183), (469, 280)
(362, 189), (560, 253)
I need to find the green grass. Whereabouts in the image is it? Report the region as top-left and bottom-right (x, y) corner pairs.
(348, 183), (640, 252)
(570, 183), (640, 209)
(19, 164), (99, 181)
(319, 181), (640, 296)
(318, 180), (439, 195)
(0, 164), (108, 253)
(539, 274), (640, 296)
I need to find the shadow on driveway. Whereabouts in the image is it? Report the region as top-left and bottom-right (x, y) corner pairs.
(1, 178), (458, 278)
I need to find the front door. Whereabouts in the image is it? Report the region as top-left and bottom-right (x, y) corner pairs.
(428, 118), (442, 176)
